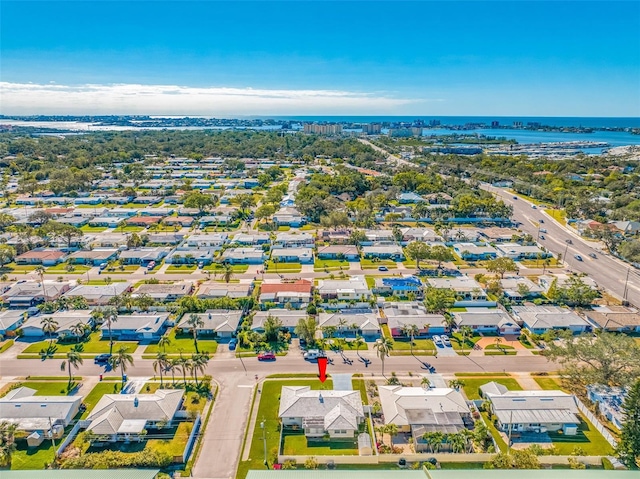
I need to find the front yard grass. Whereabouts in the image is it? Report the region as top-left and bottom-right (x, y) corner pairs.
(360, 258), (397, 270)
(203, 263), (249, 273)
(103, 265), (140, 274)
(450, 332), (482, 352)
(0, 262), (39, 274)
(20, 331), (137, 358)
(19, 381), (73, 396)
(80, 381), (122, 418)
(0, 338), (15, 354)
(381, 324), (435, 355)
(45, 263), (91, 274)
(144, 329), (218, 356)
(461, 377), (522, 400)
(314, 259), (351, 272)
(265, 261), (302, 273)
(80, 225), (108, 232)
(483, 344), (517, 355)
(533, 376), (565, 391)
(166, 264), (198, 273)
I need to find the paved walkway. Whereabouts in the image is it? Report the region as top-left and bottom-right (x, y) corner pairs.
(511, 372), (542, 390)
(0, 339), (33, 359)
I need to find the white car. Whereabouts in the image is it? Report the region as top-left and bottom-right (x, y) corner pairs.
(442, 335), (452, 347)
(432, 335), (443, 346)
(303, 349), (324, 360)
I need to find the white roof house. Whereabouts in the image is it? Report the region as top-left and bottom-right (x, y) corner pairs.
(178, 310), (242, 338)
(278, 386), (364, 438)
(511, 305), (590, 334)
(0, 387), (82, 432)
(454, 310), (520, 335)
(86, 389), (184, 439)
(318, 312), (380, 337)
(196, 282), (252, 299)
(495, 243), (552, 260)
(105, 312), (170, 340)
(252, 310), (308, 333)
(499, 277), (545, 299)
(21, 310), (93, 338)
(427, 276), (487, 302)
(64, 282), (131, 306)
(133, 282), (194, 302)
(0, 309), (27, 334)
(317, 276), (372, 301)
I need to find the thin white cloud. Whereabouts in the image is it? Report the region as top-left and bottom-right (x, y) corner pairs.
(0, 82), (432, 115)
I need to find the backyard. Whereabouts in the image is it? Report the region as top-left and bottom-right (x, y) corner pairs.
(282, 432), (359, 455)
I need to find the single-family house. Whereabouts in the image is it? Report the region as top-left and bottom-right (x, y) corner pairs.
(318, 311), (380, 340)
(537, 274), (598, 294)
(259, 280), (313, 308)
(251, 310), (308, 335)
(68, 248), (119, 266)
(133, 282), (194, 302)
(382, 302), (447, 337)
(583, 305), (640, 333)
(1, 280), (72, 308)
(316, 245), (359, 261)
(479, 227), (520, 243)
(454, 310), (520, 335)
(85, 389), (185, 442)
(273, 232), (314, 248)
(279, 385), (365, 439)
(400, 227), (441, 244)
(165, 247), (216, 265)
(398, 192), (426, 204)
(196, 282), (252, 299)
(481, 383), (580, 436)
(183, 233), (229, 248)
(15, 249), (66, 266)
(373, 276), (423, 298)
(452, 243), (497, 261)
(272, 207), (305, 227)
(125, 216), (162, 227)
(499, 277), (544, 300)
(231, 233), (271, 246)
(146, 233), (184, 245)
(119, 247), (170, 266)
(20, 310), (93, 339)
(427, 276), (489, 305)
(163, 216), (194, 227)
(270, 247), (314, 264)
(511, 305), (590, 335)
(363, 229), (394, 244)
(177, 310), (243, 338)
(64, 282), (132, 306)
(496, 243), (552, 260)
(610, 220), (640, 236)
(318, 229), (352, 245)
(0, 387), (82, 436)
(222, 247), (266, 264)
(104, 312), (170, 340)
(361, 245), (404, 261)
(317, 276), (372, 303)
(0, 309), (28, 336)
(378, 386), (472, 451)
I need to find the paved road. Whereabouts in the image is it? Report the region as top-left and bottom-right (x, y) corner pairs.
(483, 183), (640, 307)
(358, 139), (415, 168)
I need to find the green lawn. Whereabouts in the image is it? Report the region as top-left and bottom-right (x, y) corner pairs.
(545, 209), (567, 226)
(237, 379), (334, 479)
(20, 331), (137, 358)
(360, 258), (398, 270)
(461, 377), (523, 400)
(381, 324), (435, 355)
(0, 262), (39, 274)
(364, 275), (377, 289)
(19, 381), (73, 396)
(314, 259), (351, 272)
(117, 225), (145, 233)
(450, 332), (482, 352)
(533, 376), (565, 391)
(147, 421), (193, 457)
(282, 434), (358, 455)
(326, 338), (369, 351)
(481, 411), (508, 452)
(265, 261), (302, 273)
(144, 329), (218, 356)
(0, 339), (15, 353)
(80, 382), (122, 418)
(80, 225), (108, 232)
(548, 414), (614, 455)
(84, 279), (128, 285)
(166, 264), (198, 273)
(203, 263), (249, 273)
(484, 344), (515, 350)
(10, 440), (56, 470)
(142, 383), (207, 415)
(103, 265), (140, 274)
(44, 263), (91, 274)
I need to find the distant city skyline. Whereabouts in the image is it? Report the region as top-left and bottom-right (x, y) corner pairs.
(1, 1), (639, 116)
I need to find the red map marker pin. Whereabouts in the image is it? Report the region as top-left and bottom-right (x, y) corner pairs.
(317, 356), (328, 383)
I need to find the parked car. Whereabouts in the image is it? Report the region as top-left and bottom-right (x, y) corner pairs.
(378, 266), (389, 271)
(432, 335), (443, 346)
(99, 262), (108, 270)
(589, 252), (597, 259)
(228, 338), (237, 351)
(94, 353), (112, 364)
(147, 261), (156, 269)
(257, 351), (276, 361)
(574, 254), (583, 261)
(441, 335), (451, 347)
(303, 349), (325, 361)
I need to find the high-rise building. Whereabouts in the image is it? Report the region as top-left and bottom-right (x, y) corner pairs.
(361, 123), (382, 135)
(303, 123), (343, 135)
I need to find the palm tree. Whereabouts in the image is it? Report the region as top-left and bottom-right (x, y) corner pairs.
(0, 421), (17, 468)
(354, 335), (365, 360)
(448, 379), (465, 390)
(169, 358), (179, 386)
(41, 316), (59, 346)
(421, 377), (431, 389)
(402, 324), (420, 357)
(373, 337), (393, 376)
(70, 321), (87, 343)
(217, 262), (235, 284)
(34, 265), (46, 300)
(190, 353), (209, 386)
(153, 352), (169, 388)
(426, 431), (445, 452)
(186, 313), (204, 353)
(448, 431), (467, 453)
(176, 353), (190, 386)
(108, 346), (134, 383)
(60, 345), (83, 385)
(102, 305), (118, 355)
(459, 325), (473, 353)
(386, 423), (398, 446)
(494, 336), (503, 352)
(158, 334), (172, 353)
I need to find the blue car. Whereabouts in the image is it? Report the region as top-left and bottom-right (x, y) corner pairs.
(229, 339), (237, 351)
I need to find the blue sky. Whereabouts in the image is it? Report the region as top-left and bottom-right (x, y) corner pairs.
(1, 1), (639, 116)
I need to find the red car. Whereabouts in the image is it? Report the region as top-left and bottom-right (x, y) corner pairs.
(258, 351), (276, 361)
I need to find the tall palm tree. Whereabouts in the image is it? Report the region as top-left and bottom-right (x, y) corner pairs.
(186, 313), (204, 353)
(494, 336), (503, 352)
(157, 334), (172, 353)
(402, 324), (420, 357)
(373, 337), (393, 376)
(421, 377), (431, 389)
(0, 421), (17, 468)
(70, 321), (87, 343)
(169, 358), (179, 386)
(108, 346), (134, 383)
(354, 335), (365, 360)
(190, 353), (209, 386)
(217, 262), (235, 284)
(60, 345), (83, 384)
(34, 265), (46, 300)
(41, 317), (59, 346)
(459, 325), (473, 353)
(176, 353), (191, 386)
(102, 305), (118, 355)
(153, 352), (169, 388)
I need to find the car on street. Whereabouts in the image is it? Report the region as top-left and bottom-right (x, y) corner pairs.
(531, 205), (537, 209)
(228, 338), (237, 351)
(432, 335), (443, 346)
(94, 353), (112, 364)
(539, 235), (545, 240)
(539, 228), (547, 233)
(303, 349), (325, 361)
(539, 219), (544, 223)
(441, 335), (451, 347)
(378, 266), (389, 271)
(565, 239), (573, 244)
(589, 253), (597, 259)
(513, 196), (518, 200)
(257, 351), (276, 361)
(574, 254), (583, 261)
